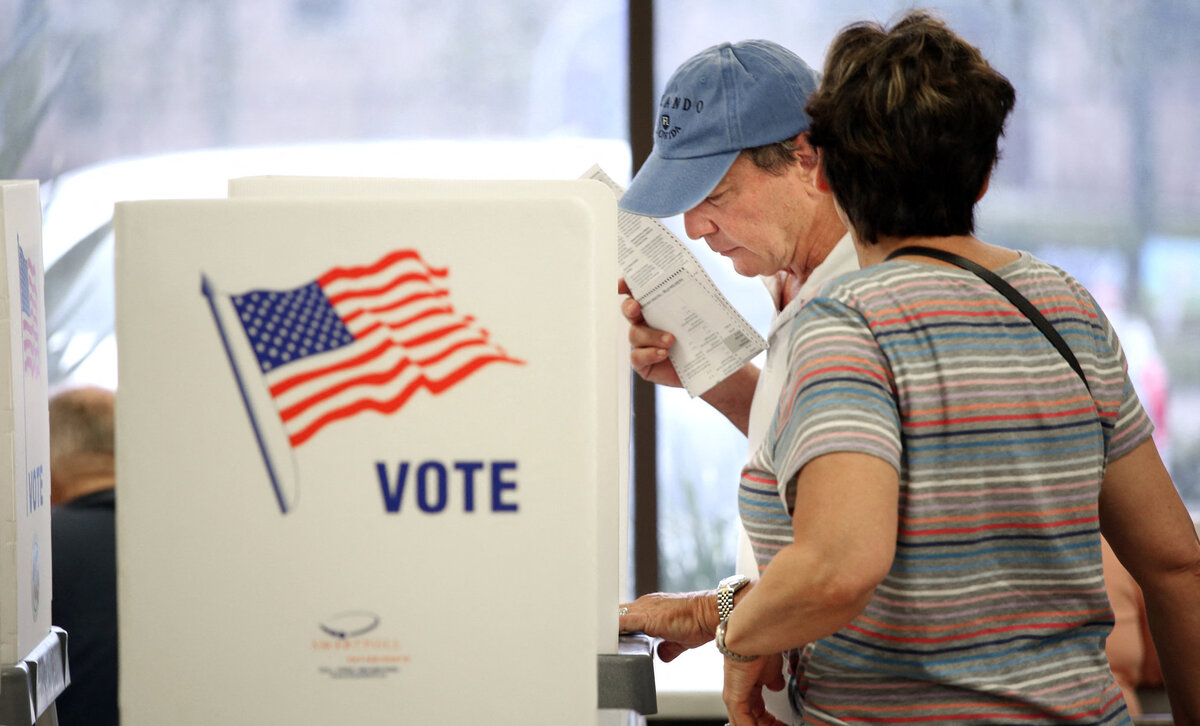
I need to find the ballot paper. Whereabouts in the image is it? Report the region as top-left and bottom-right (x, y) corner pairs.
(585, 165), (766, 397)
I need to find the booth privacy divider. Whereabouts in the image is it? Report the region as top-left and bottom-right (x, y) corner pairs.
(114, 180), (628, 724)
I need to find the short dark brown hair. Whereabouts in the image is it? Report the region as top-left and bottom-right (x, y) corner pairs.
(745, 138), (800, 175)
(805, 10), (1016, 244)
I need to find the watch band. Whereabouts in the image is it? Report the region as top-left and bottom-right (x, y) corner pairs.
(717, 574), (750, 623)
(715, 619), (757, 662)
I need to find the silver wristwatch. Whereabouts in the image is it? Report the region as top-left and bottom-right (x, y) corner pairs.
(716, 573), (751, 623)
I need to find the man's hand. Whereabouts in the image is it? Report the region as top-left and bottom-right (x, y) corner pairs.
(619, 590), (720, 662)
(618, 277), (759, 433)
(618, 278), (681, 388)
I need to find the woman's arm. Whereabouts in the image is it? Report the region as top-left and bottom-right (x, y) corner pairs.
(718, 452), (897, 725)
(723, 452), (898, 657)
(1099, 438), (1200, 721)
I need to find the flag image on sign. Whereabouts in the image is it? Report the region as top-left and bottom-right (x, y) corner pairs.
(202, 248), (524, 513)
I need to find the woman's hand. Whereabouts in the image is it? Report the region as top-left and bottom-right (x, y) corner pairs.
(722, 651), (788, 726)
(618, 590), (719, 662)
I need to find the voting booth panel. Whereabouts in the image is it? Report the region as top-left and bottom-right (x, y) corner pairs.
(0, 180), (69, 726)
(0, 181), (52, 667)
(226, 174), (629, 655)
(114, 187), (615, 724)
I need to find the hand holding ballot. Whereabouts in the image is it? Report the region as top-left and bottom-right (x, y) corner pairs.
(617, 277), (680, 389)
(618, 275), (764, 435)
(584, 165), (766, 398)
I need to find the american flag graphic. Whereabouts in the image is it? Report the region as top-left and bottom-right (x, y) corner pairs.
(222, 249), (524, 447)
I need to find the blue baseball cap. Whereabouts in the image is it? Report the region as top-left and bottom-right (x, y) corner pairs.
(620, 40), (820, 218)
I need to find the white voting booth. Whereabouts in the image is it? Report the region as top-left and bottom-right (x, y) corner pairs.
(0, 181), (69, 726)
(113, 178), (643, 724)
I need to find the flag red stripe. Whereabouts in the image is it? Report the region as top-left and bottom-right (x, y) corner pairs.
(417, 337), (503, 367)
(399, 319), (474, 347)
(340, 289), (449, 325)
(350, 320), (383, 338)
(277, 338), (522, 422)
(279, 356), (415, 423)
(269, 338), (393, 397)
(287, 354), (522, 446)
(374, 297), (452, 321)
(316, 249), (448, 287)
(393, 305), (456, 329)
(326, 271), (441, 306)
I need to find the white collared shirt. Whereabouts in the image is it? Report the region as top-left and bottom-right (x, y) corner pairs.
(744, 234), (859, 454)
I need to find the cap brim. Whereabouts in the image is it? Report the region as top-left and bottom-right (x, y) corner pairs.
(618, 149), (741, 217)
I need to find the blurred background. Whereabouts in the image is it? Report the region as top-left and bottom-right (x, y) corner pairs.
(4, 0), (1198, 598)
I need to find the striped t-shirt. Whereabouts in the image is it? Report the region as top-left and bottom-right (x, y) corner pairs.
(739, 251), (1153, 724)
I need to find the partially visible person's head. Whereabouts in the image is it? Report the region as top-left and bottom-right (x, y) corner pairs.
(49, 385), (115, 505)
(620, 39), (821, 218)
(806, 10), (1016, 245)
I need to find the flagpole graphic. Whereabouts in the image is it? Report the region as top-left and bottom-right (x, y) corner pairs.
(202, 248), (525, 514)
(202, 273), (294, 513)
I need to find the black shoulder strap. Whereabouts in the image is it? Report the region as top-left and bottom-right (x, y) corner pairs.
(885, 245), (1089, 390)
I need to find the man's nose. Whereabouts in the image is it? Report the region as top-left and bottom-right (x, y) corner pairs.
(682, 207), (716, 240)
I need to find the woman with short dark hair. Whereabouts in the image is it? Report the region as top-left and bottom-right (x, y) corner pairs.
(714, 11), (1200, 725)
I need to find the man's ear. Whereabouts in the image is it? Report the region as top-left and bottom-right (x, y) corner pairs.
(791, 132), (818, 170)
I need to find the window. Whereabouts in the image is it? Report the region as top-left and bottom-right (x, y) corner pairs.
(17, 0), (629, 386)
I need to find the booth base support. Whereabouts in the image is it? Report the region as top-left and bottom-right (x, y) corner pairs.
(598, 633), (656, 717)
(0, 627), (69, 726)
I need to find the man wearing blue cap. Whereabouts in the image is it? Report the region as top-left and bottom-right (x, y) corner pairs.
(617, 40), (857, 724)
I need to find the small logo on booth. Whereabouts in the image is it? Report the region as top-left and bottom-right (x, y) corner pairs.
(313, 610), (411, 680)
(318, 611), (381, 640)
(201, 249), (525, 514)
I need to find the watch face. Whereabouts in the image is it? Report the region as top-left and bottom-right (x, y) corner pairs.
(720, 574), (749, 590)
